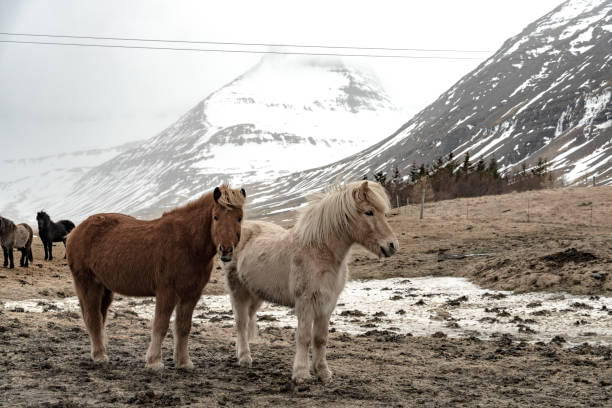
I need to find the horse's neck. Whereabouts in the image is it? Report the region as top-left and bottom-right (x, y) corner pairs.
(171, 202), (215, 256)
(315, 232), (354, 269)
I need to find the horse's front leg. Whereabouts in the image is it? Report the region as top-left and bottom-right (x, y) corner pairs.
(2, 246), (7, 268)
(226, 266), (256, 367)
(48, 239), (53, 261)
(145, 290), (176, 370)
(312, 306), (334, 383)
(173, 295), (199, 369)
(42, 239), (48, 260)
(293, 297), (314, 383)
(62, 238), (67, 259)
(8, 247), (14, 269)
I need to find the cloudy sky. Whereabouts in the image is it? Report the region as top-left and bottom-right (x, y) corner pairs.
(0, 0), (563, 159)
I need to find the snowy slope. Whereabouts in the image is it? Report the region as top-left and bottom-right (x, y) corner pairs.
(0, 141), (142, 222)
(245, 0), (612, 215)
(37, 56), (401, 220)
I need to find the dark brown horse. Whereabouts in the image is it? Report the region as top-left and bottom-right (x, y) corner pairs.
(66, 185), (246, 369)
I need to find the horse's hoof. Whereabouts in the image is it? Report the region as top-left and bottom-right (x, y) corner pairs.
(238, 356), (252, 368)
(176, 360), (194, 370)
(145, 361), (165, 371)
(92, 354), (109, 364)
(292, 369), (311, 384)
(316, 368), (333, 384)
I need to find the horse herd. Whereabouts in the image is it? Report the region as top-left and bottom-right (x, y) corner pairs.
(5, 181), (399, 383)
(0, 211), (74, 268)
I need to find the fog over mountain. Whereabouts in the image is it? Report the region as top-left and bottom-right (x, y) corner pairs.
(0, 57), (401, 220)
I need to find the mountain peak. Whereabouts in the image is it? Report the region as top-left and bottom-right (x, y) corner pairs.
(32, 56), (402, 220)
(206, 55), (395, 115)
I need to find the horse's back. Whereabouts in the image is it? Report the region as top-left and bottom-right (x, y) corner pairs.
(58, 219), (76, 233)
(67, 213), (160, 296)
(14, 224), (32, 248)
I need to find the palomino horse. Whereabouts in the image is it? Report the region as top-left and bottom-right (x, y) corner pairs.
(223, 181), (398, 383)
(0, 216), (34, 268)
(36, 211), (75, 260)
(66, 185), (246, 369)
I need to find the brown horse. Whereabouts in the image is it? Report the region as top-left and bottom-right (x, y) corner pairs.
(66, 185), (246, 369)
(1, 216), (34, 268)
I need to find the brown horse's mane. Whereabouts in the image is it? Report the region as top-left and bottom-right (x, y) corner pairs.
(162, 184), (246, 217)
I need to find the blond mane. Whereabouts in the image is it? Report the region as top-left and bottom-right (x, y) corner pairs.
(294, 181), (390, 247)
(216, 184), (247, 209)
(163, 184), (245, 217)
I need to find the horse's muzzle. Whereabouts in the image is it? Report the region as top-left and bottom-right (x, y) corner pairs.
(219, 245), (233, 263)
(380, 241), (398, 258)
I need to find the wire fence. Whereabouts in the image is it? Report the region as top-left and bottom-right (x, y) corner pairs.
(392, 186), (611, 228)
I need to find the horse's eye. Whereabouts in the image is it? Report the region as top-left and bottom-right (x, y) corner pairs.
(213, 215), (219, 221)
(238, 217), (242, 222)
(365, 210), (374, 216)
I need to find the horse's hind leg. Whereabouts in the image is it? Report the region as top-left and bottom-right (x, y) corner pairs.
(145, 290), (176, 370)
(74, 273), (108, 363)
(2, 246), (8, 268)
(173, 295), (199, 369)
(19, 249), (25, 267)
(22, 248), (29, 267)
(100, 288), (113, 324)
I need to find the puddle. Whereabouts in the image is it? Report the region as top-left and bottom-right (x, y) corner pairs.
(4, 277), (611, 346)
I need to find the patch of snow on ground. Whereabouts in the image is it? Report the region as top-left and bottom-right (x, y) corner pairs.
(5, 277), (611, 345)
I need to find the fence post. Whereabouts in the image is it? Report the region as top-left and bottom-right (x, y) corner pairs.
(396, 195), (400, 214)
(466, 201), (469, 219)
(593, 176), (596, 187)
(527, 199), (530, 223)
(420, 187), (425, 220)
(406, 198), (410, 217)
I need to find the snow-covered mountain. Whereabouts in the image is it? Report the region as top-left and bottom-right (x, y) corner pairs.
(0, 141), (142, 222)
(245, 0), (612, 215)
(33, 56), (400, 220)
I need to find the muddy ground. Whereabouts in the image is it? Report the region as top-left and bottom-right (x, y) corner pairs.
(1, 186), (611, 406)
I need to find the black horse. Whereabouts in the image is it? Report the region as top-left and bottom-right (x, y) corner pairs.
(36, 211), (76, 261)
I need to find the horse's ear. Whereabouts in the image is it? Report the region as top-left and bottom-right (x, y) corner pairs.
(353, 181), (369, 201)
(213, 187), (222, 203)
(240, 188), (246, 198)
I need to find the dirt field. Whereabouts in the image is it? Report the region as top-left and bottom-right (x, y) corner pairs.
(1, 186), (611, 407)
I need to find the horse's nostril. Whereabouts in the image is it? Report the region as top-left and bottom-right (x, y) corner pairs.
(389, 242), (395, 249)
(219, 245), (225, 252)
(227, 247), (233, 253)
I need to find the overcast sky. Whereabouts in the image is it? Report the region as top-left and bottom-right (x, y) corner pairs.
(0, 0), (563, 159)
